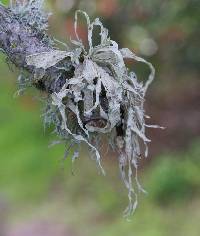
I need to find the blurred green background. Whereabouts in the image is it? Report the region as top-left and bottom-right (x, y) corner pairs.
(0, 0), (200, 235)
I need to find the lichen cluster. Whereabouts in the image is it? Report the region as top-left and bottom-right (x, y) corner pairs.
(2, 1), (161, 216)
(10, 0), (49, 30)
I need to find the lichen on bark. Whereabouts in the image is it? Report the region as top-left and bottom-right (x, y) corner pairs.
(0, 1), (163, 217)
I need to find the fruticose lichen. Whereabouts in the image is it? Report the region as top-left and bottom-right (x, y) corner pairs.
(1, 1), (163, 217)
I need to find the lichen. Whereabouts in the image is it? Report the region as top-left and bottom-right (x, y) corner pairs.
(9, 0), (50, 31)
(2, 1), (162, 217)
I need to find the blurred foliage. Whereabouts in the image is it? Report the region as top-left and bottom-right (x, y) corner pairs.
(146, 140), (200, 204)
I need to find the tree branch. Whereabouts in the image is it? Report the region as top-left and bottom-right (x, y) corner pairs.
(0, 4), (74, 93)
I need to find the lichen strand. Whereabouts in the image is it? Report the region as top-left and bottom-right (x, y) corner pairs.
(0, 2), (161, 217)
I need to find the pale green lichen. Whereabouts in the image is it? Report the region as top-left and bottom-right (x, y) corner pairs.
(5, 1), (161, 217)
